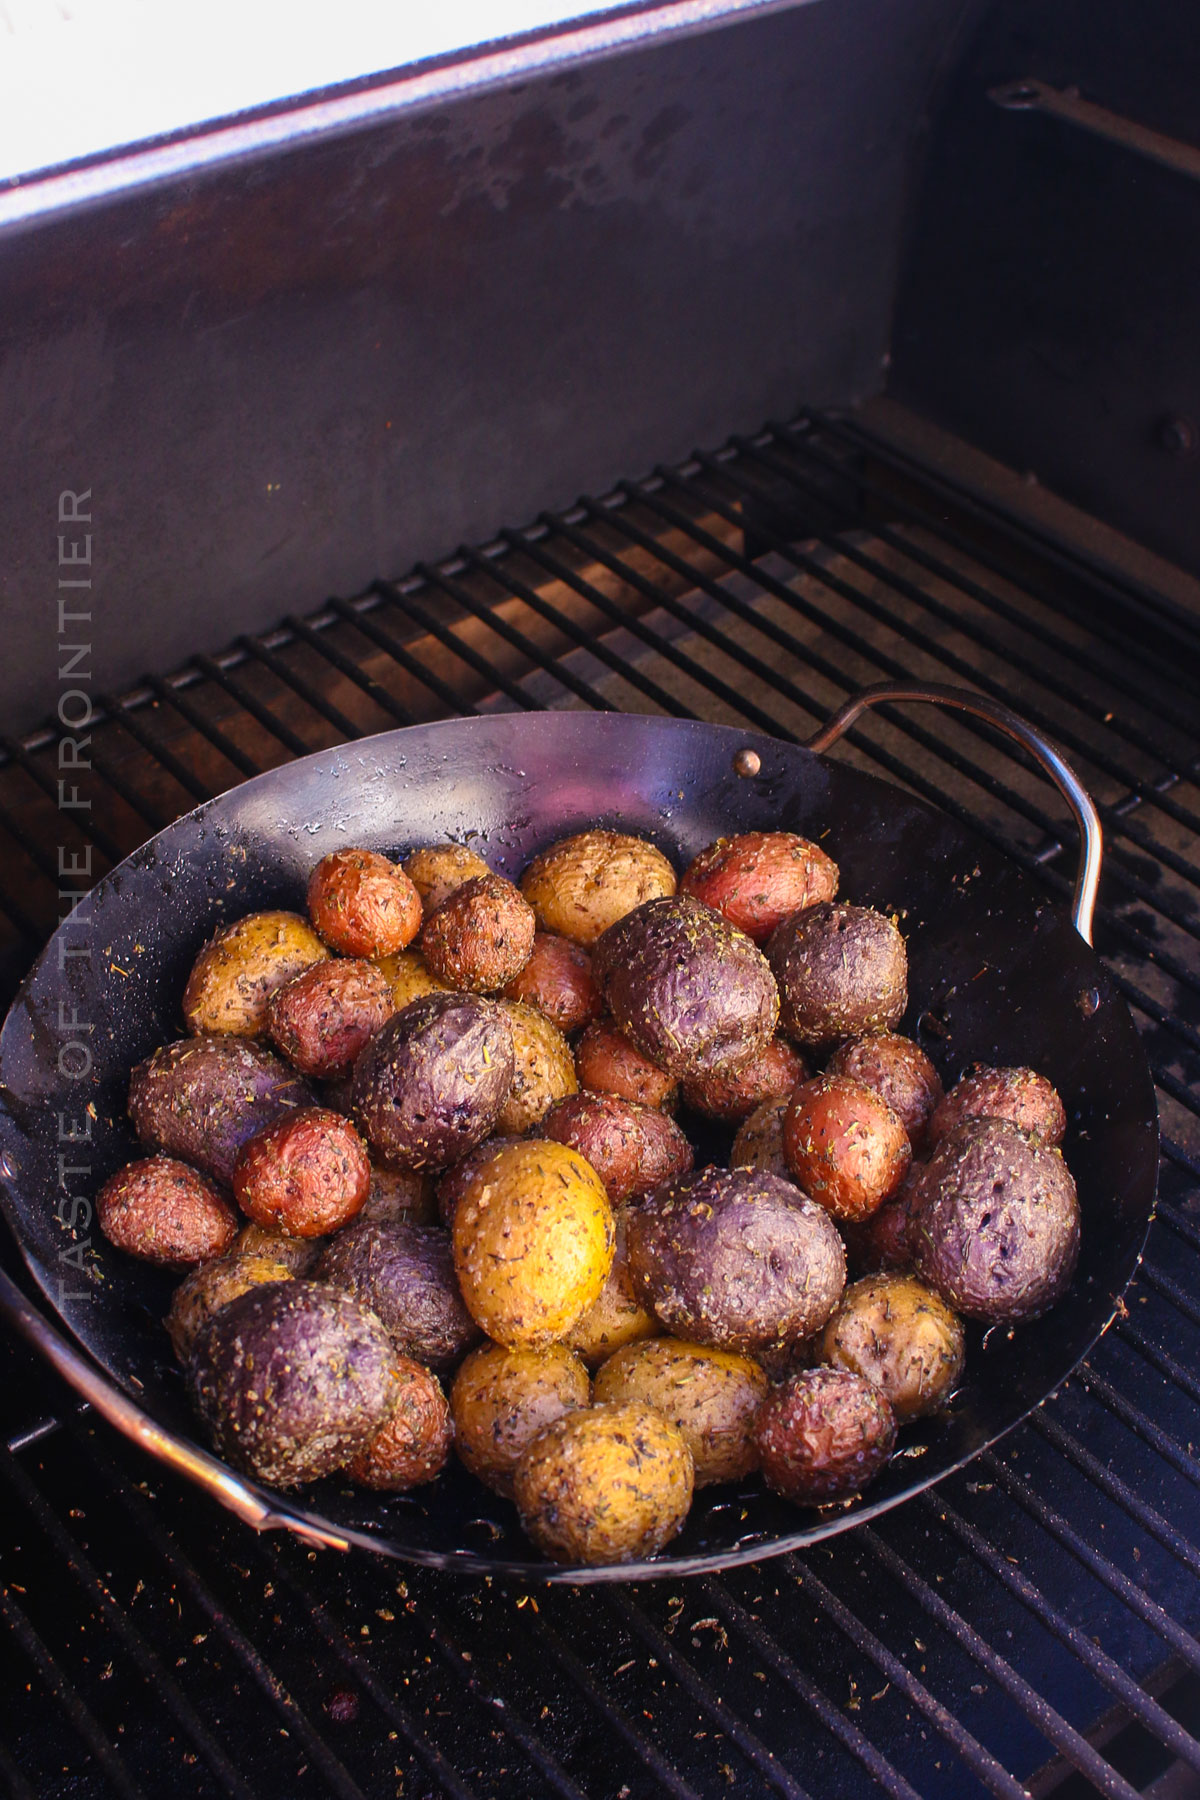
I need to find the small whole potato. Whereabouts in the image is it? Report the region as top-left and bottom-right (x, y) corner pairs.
(540, 1091), (693, 1203)
(421, 873), (536, 992)
(234, 1108), (370, 1238)
(682, 1037), (808, 1123)
(352, 992), (515, 1171)
(451, 1341), (591, 1496)
(783, 1075), (912, 1223)
(308, 848), (422, 958)
(680, 831), (839, 943)
(821, 1273), (965, 1421)
(502, 933), (601, 1036)
(826, 1033), (944, 1152)
(839, 1165), (924, 1275)
(930, 1064), (1067, 1150)
(372, 948), (450, 1011)
(575, 1019), (678, 1112)
(436, 1136), (527, 1229)
(348, 1357), (453, 1490)
(767, 902), (907, 1048)
(730, 1096), (794, 1184)
(182, 910), (329, 1038)
(912, 1118), (1081, 1322)
(233, 1221), (323, 1275)
(190, 1281), (399, 1487)
(97, 1155), (239, 1267)
(316, 1220), (481, 1371)
(266, 958), (393, 1079)
(495, 1001), (578, 1135)
(594, 1338), (767, 1487)
(359, 1164), (437, 1228)
(520, 829), (677, 946)
(595, 895), (779, 1079)
(625, 1166), (846, 1356)
(565, 1208), (660, 1367)
(165, 1253), (296, 1361)
(513, 1401), (694, 1565)
(452, 1139), (615, 1348)
(402, 842), (492, 917)
(129, 1036), (315, 1187)
(756, 1367), (897, 1505)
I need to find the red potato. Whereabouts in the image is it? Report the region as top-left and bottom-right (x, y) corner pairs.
(682, 1037), (808, 1123)
(826, 1033), (943, 1152)
(308, 848), (422, 958)
(267, 957), (393, 1078)
(502, 932), (601, 1036)
(756, 1367), (897, 1504)
(680, 831), (839, 943)
(839, 1163), (925, 1274)
(575, 1019), (678, 1112)
(421, 873), (536, 992)
(929, 1064), (1067, 1150)
(348, 1357), (453, 1490)
(234, 1107), (371, 1237)
(783, 1074), (911, 1223)
(97, 1155), (239, 1268)
(541, 1091), (693, 1203)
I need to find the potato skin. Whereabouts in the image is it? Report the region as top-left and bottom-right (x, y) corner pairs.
(452, 1140), (615, 1349)
(402, 843), (492, 917)
(565, 1208), (660, 1367)
(129, 1036), (314, 1187)
(316, 1220), (481, 1371)
(190, 1281), (399, 1487)
(348, 1357), (453, 1490)
(783, 1075), (912, 1223)
(360, 1164), (438, 1228)
(182, 910), (329, 1038)
(166, 1253), (295, 1361)
(756, 1367), (897, 1505)
(352, 992), (515, 1171)
(520, 830), (677, 946)
(767, 903), (907, 1048)
(826, 1034), (944, 1152)
(839, 1165), (924, 1275)
(575, 1020), (678, 1112)
(911, 1119), (1081, 1322)
(308, 849), (422, 958)
(234, 1107), (370, 1238)
(513, 1401), (694, 1565)
(596, 896), (779, 1079)
(495, 1001), (578, 1135)
(682, 1037), (808, 1123)
(680, 832), (839, 943)
(594, 1338), (767, 1487)
(233, 1222), (322, 1275)
(502, 933), (601, 1036)
(930, 1065), (1066, 1150)
(436, 1136), (527, 1229)
(421, 874), (536, 992)
(373, 948), (450, 1011)
(625, 1166), (846, 1356)
(821, 1273), (965, 1421)
(541, 1092), (693, 1204)
(730, 1096), (795, 1183)
(97, 1155), (239, 1268)
(451, 1341), (591, 1497)
(267, 958), (393, 1079)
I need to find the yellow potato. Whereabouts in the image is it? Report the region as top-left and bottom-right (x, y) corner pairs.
(232, 1222), (322, 1274)
(451, 1341), (591, 1496)
(495, 1000), (578, 1135)
(513, 1401), (694, 1565)
(373, 947), (450, 1011)
(402, 843), (492, 916)
(182, 910), (328, 1037)
(594, 1337), (767, 1486)
(165, 1253), (294, 1362)
(519, 830), (676, 946)
(821, 1272), (965, 1420)
(565, 1209), (659, 1368)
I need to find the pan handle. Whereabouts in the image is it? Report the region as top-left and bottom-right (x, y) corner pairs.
(0, 1263), (351, 1552)
(805, 681), (1103, 946)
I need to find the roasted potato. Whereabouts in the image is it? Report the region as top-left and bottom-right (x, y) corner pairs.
(929, 1064), (1067, 1150)
(352, 992), (515, 1171)
(595, 896), (779, 1079)
(755, 1367), (897, 1505)
(348, 1357), (453, 1490)
(680, 831), (839, 943)
(625, 1166), (846, 1356)
(839, 1164), (924, 1275)
(520, 830), (677, 945)
(129, 1036), (314, 1186)
(826, 1032), (944, 1152)
(316, 1220), (481, 1371)
(495, 1000), (578, 1135)
(821, 1272), (965, 1421)
(372, 948), (450, 1011)
(435, 1136), (527, 1229)
(564, 1208), (660, 1367)
(402, 843), (492, 916)
(502, 932), (601, 1035)
(190, 1280), (400, 1486)
(234, 1107), (370, 1238)
(308, 848), (422, 958)
(182, 910), (329, 1038)
(541, 1091), (693, 1204)
(575, 1019), (678, 1111)
(452, 1139), (615, 1348)
(513, 1401), (694, 1565)
(730, 1096), (794, 1184)
(450, 1341), (591, 1496)
(359, 1164), (437, 1228)
(682, 1037), (808, 1123)
(165, 1252), (296, 1361)
(594, 1338), (767, 1486)
(421, 873), (536, 992)
(96, 1155), (239, 1268)
(266, 957), (393, 1079)
(233, 1221), (322, 1275)
(783, 1075), (912, 1223)
(767, 902), (907, 1048)
(911, 1118), (1081, 1322)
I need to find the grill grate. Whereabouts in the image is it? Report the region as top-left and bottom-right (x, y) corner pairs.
(3, 413), (1200, 1799)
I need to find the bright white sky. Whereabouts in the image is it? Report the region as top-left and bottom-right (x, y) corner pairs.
(0, 0), (622, 182)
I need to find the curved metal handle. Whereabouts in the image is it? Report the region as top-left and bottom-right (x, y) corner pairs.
(806, 681), (1103, 945)
(0, 1263), (350, 1552)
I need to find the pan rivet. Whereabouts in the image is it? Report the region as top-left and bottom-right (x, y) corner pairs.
(733, 748), (761, 778)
